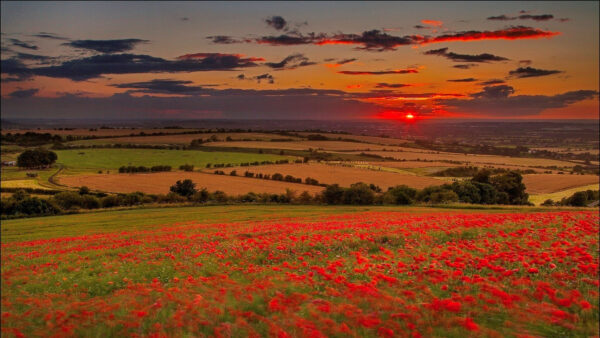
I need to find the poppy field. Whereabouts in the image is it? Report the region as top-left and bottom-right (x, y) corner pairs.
(1, 209), (598, 337)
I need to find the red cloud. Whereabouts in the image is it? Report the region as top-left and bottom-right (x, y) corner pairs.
(421, 19), (443, 27)
(425, 26), (559, 44)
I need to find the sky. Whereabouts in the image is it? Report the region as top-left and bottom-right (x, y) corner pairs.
(1, 1), (598, 120)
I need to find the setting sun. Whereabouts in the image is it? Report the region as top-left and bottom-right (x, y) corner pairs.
(406, 113), (415, 119)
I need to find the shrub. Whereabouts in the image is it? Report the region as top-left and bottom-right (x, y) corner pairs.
(17, 148), (57, 169)
(383, 185), (416, 205)
(52, 191), (83, 210)
(170, 179), (197, 197)
(179, 164), (194, 172)
(342, 183), (375, 205)
(541, 199), (555, 206)
(190, 188), (209, 203)
(81, 195), (101, 209)
(322, 184), (345, 205)
(429, 190), (459, 204)
(210, 190), (228, 203)
(101, 195), (120, 208)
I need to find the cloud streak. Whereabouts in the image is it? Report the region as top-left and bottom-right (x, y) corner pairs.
(265, 53), (316, 70)
(508, 66), (562, 78)
(1, 53), (261, 81)
(63, 39), (149, 53)
(337, 68), (418, 75)
(424, 47), (509, 62)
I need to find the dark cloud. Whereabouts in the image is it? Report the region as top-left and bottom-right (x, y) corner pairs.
(424, 47), (509, 62)
(63, 39), (149, 53)
(519, 14), (554, 21)
(9, 38), (38, 50)
(207, 35), (244, 44)
(111, 79), (205, 95)
(318, 30), (418, 51)
(32, 32), (69, 40)
(255, 73), (274, 83)
(487, 15), (514, 21)
(471, 85), (515, 99)
(337, 68), (418, 75)
(508, 66), (562, 78)
(1, 58), (33, 82)
(1, 88), (377, 120)
(453, 64), (477, 69)
(180, 17), (190, 21)
(1, 53), (260, 81)
(265, 53), (316, 70)
(487, 14), (554, 21)
(15, 52), (54, 63)
(414, 25), (427, 29)
(478, 79), (505, 86)
(447, 78), (478, 82)
(8, 88), (39, 98)
(237, 74), (245, 80)
(375, 83), (411, 88)
(265, 16), (288, 30)
(443, 89), (598, 116)
(337, 58), (356, 65)
(255, 33), (326, 46)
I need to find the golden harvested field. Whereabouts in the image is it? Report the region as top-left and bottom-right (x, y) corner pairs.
(367, 161), (462, 168)
(522, 174), (598, 194)
(0, 179), (53, 190)
(218, 163), (445, 189)
(359, 151), (577, 168)
(207, 141), (421, 152)
(67, 133), (302, 146)
(1, 128), (199, 137)
(58, 172), (324, 195)
(367, 161), (551, 173)
(528, 184), (599, 205)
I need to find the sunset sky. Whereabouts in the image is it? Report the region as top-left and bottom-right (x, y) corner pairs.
(1, 1), (598, 120)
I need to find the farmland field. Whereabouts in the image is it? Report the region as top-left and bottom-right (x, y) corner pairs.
(522, 174), (599, 194)
(218, 162), (445, 189)
(360, 151), (578, 168)
(1, 206), (597, 337)
(206, 140), (412, 152)
(65, 132), (304, 146)
(529, 184), (600, 205)
(58, 172), (324, 195)
(54, 149), (292, 170)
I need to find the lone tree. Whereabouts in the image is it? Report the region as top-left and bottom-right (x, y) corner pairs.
(17, 148), (57, 169)
(170, 179), (197, 197)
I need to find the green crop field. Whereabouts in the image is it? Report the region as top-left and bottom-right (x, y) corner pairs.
(54, 149), (293, 170)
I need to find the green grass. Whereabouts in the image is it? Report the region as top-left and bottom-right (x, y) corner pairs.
(54, 148), (293, 170)
(0, 204), (563, 244)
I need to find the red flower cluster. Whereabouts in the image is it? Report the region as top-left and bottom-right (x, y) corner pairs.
(1, 211), (598, 336)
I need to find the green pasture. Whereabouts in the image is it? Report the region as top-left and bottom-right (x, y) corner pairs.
(53, 148), (293, 170)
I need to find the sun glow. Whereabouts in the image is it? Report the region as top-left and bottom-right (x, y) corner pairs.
(406, 113), (415, 119)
